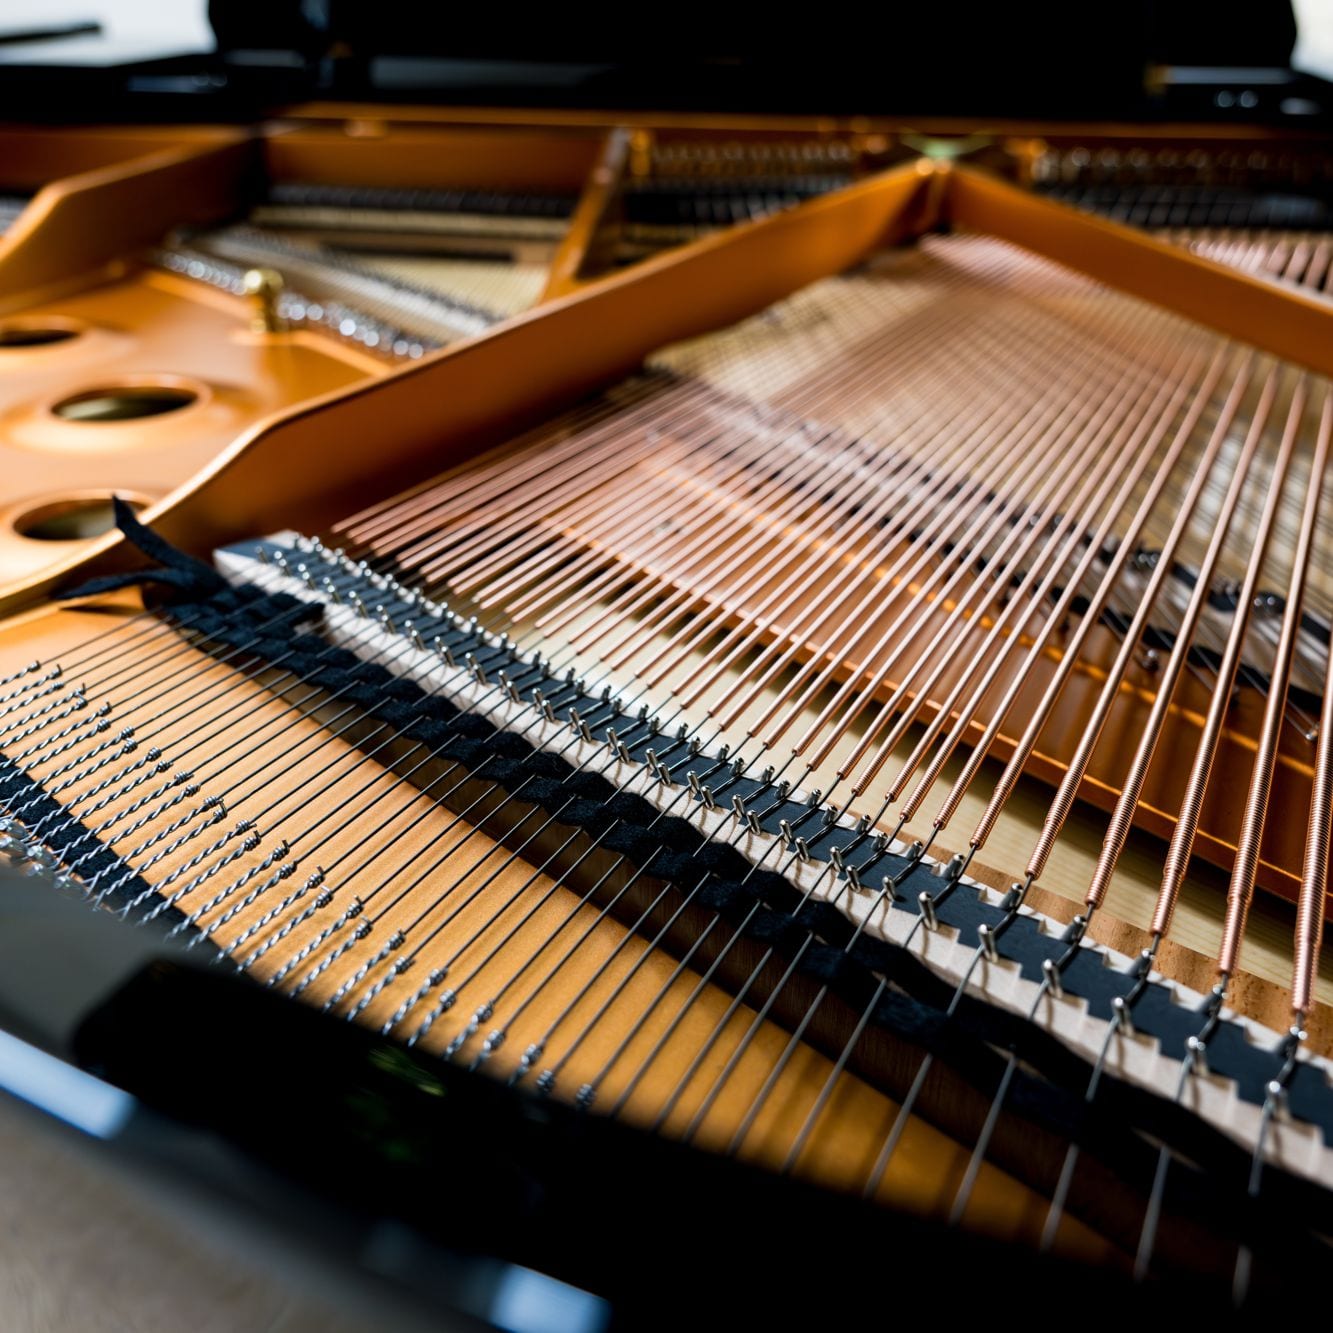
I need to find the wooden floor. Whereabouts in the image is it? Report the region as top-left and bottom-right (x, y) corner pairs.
(0, 1094), (442, 1333)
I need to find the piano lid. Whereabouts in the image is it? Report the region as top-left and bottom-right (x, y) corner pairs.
(1, 1), (1330, 127)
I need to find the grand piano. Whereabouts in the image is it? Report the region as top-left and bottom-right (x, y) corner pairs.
(1, 6), (1331, 1329)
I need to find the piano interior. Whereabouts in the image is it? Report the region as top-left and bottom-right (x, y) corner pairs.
(1, 9), (1332, 1327)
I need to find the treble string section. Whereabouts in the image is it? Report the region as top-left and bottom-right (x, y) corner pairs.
(5, 547), (645, 997)
(935, 365), (1295, 1238)
(219, 603), (702, 992)
(642, 337), (1213, 1177)
(299, 577), (838, 1056)
(373, 705), (756, 1057)
(0, 573), (324, 885)
(301, 649), (711, 1023)
(0, 521), (603, 949)
(91, 606), (402, 906)
(840, 341), (1250, 1206)
(141, 610), (489, 930)
(459, 767), (799, 1086)
(14, 586), (422, 918)
(11, 487), (761, 980)
(56, 467), (761, 1024)
(1036, 367), (1314, 1257)
(504, 778), (819, 1108)
(214, 550), (800, 1027)
(0, 521), (316, 763)
(188, 578), (621, 968)
(309, 714), (813, 1090)
(266, 614), (1033, 1220)
(1131, 381), (1333, 1293)
(0, 605), (189, 775)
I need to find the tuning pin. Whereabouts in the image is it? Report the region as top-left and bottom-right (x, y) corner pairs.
(1041, 957), (1063, 998)
(917, 890), (939, 932)
(243, 267), (287, 333)
(977, 923), (998, 961)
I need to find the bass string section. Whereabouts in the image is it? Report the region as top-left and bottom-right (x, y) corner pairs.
(0, 229), (1329, 1296)
(0, 563), (1136, 1263)
(1, 534), (1329, 1294)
